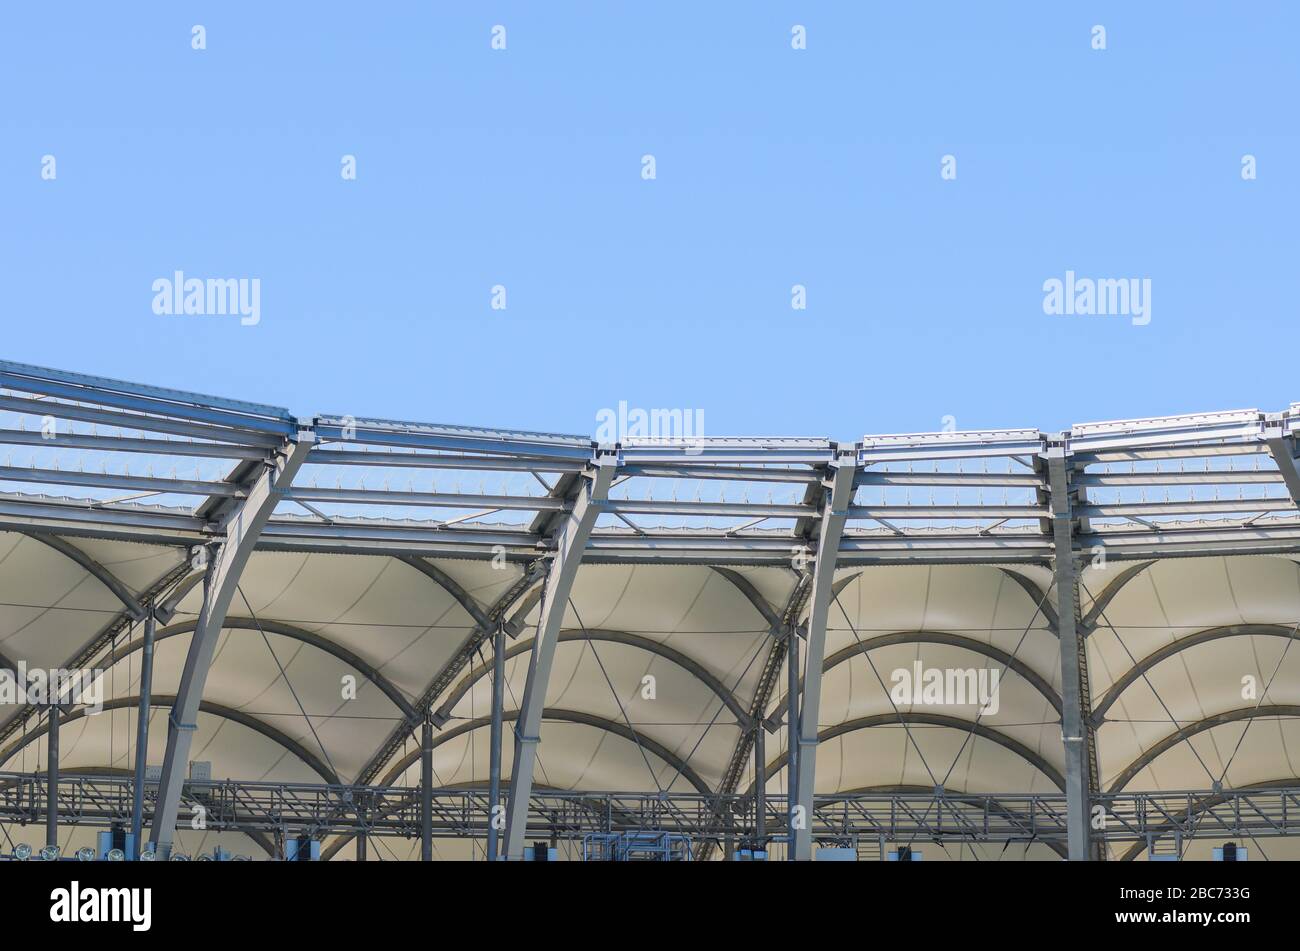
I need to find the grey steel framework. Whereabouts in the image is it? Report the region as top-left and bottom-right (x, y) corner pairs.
(1, 359), (1300, 859)
(5, 773), (1300, 860)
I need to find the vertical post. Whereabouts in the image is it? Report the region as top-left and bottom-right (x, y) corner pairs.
(130, 609), (156, 858)
(504, 453), (615, 860)
(785, 626), (799, 860)
(421, 716), (433, 862)
(487, 622), (506, 861)
(754, 723), (767, 848)
(357, 788), (368, 861)
(1047, 442), (1091, 860)
(46, 700), (59, 850)
(792, 451), (857, 860)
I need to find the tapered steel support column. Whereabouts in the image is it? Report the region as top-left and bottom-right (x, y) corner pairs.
(1047, 442), (1091, 860)
(504, 452), (616, 860)
(785, 625), (799, 859)
(421, 716), (433, 861)
(46, 701), (59, 849)
(754, 724), (767, 847)
(487, 622), (506, 861)
(130, 608), (156, 858)
(792, 450), (858, 860)
(150, 431), (313, 856)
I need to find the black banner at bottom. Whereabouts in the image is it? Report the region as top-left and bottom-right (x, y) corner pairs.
(1, 858), (1273, 939)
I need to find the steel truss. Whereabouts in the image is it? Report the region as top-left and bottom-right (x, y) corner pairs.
(2, 360), (1300, 859)
(0, 360), (1297, 567)
(2, 772), (1298, 856)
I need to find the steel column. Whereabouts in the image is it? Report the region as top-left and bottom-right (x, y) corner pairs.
(785, 624), (799, 859)
(792, 451), (858, 860)
(503, 453), (616, 860)
(421, 716), (433, 861)
(130, 609), (156, 858)
(487, 622), (506, 861)
(1047, 443), (1091, 860)
(45, 701), (58, 849)
(754, 724), (766, 847)
(149, 432), (313, 856)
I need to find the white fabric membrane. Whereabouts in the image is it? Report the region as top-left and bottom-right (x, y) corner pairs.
(5, 533), (1300, 860)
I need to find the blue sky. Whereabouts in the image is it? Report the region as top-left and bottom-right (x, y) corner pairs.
(1, 3), (1296, 442)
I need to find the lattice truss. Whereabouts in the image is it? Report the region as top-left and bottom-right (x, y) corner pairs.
(1, 360), (1300, 860)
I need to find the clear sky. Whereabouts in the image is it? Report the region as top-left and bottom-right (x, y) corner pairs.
(2, 3), (1296, 443)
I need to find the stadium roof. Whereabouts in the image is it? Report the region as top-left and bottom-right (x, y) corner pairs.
(2, 359), (1300, 860)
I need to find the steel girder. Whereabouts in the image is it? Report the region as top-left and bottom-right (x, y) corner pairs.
(149, 431), (314, 855)
(1046, 443), (1095, 860)
(6, 492), (1300, 565)
(792, 449), (858, 859)
(11, 771), (1300, 851)
(45, 701), (58, 848)
(487, 623), (506, 861)
(503, 453), (616, 859)
(4, 359), (1300, 567)
(1116, 778), (1300, 860)
(130, 610), (156, 855)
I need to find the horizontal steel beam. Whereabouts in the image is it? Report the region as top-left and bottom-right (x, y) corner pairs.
(0, 428), (268, 459)
(286, 486), (563, 512)
(0, 394), (282, 448)
(0, 362), (293, 435)
(307, 449), (583, 473)
(0, 464), (243, 499)
(5, 771), (1298, 849)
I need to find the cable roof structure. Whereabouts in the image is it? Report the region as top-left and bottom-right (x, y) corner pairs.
(2, 358), (1300, 861)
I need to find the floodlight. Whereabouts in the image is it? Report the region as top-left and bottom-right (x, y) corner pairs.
(106, 848), (125, 861)
(13, 843), (31, 861)
(76, 847), (96, 861)
(169, 852), (190, 861)
(139, 848), (157, 861)
(39, 845), (61, 861)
